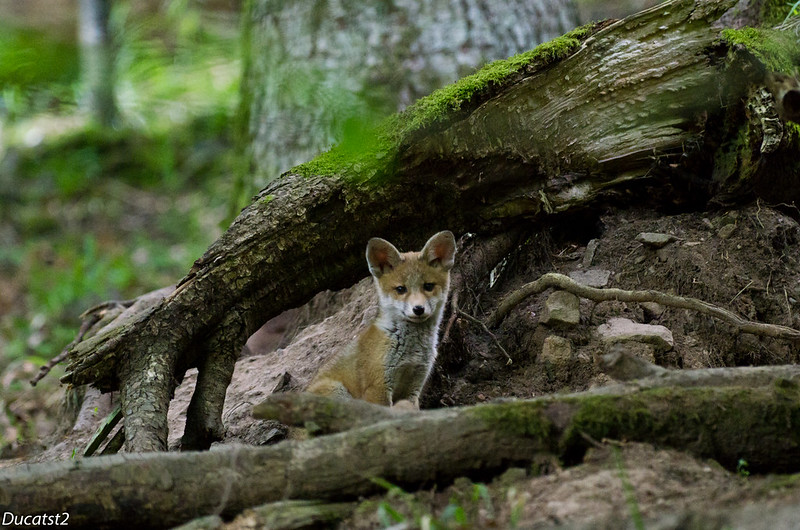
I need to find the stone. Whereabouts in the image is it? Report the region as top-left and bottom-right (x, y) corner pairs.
(640, 301), (665, 322)
(596, 317), (674, 353)
(636, 232), (677, 249)
(599, 342), (664, 381)
(542, 290), (580, 327)
(718, 223), (736, 240)
(582, 238), (600, 267)
(540, 335), (572, 365)
(569, 268), (611, 288)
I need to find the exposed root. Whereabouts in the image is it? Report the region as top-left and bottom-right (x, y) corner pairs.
(488, 272), (800, 341)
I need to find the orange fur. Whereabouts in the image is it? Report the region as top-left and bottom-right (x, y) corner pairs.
(307, 231), (456, 409)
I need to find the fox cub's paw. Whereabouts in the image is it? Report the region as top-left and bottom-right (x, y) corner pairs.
(392, 399), (420, 413)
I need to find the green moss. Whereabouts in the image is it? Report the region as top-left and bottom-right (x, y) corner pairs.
(721, 27), (800, 74)
(467, 400), (553, 439)
(258, 194), (275, 205)
(763, 472), (800, 491)
(291, 24), (596, 182)
(562, 393), (659, 448)
(395, 24), (593, 135)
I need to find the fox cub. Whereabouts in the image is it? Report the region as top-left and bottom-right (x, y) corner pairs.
(307, 231), (456, 410)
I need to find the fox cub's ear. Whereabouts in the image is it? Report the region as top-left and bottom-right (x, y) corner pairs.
(421, 231), (456, 270)
(367, 237), (402, 277)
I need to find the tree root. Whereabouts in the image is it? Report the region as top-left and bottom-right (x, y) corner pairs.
(488, 272), (800, 341)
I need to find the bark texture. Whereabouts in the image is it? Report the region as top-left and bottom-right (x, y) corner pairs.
(60, 0), (800, 452)
(4, 375), (800, 528)
(78, 0), (117, 126)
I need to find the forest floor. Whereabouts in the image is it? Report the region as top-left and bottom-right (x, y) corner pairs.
(8, 201), (800, 528)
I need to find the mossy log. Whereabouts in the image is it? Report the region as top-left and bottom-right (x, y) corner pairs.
(254, 364), (800, 434)
(3, 378), (800, 528)
(59, 0), (800, 452)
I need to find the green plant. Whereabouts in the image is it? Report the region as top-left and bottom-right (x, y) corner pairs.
(737, 458), (751, 478)
(614, 447), (645, 530)
(785, 1), (800, 23)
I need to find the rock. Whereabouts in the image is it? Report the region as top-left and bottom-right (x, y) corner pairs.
(599, 342), (665, 381)
(718, 223), (736, 239)
(582, 238), (600, 267)
(542, 291), (580, 327)
(640, 302), (665, 322)
(540, 335), (572, 365)
(597, 317), (674, 353)
(569, 269), (611, 288)
(636, 232), (677, 249)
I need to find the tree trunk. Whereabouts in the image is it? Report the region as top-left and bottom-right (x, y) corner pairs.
(60, 0), (800, 452)
(78, 0), (117, 127)
(4, 374), (800, 528)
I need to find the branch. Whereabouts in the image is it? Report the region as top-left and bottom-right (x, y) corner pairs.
(252, 392), (407, 435)
(488, 273), (800, 342)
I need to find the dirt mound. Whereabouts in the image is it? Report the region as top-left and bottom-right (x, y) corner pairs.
(430, 205), (800, 407)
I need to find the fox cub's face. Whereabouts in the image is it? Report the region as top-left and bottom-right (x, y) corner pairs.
(367, 231), (456, 323)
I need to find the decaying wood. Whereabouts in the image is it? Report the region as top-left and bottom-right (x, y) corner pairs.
(56, 0), (800, 452)
(489, 273), (800, 343)
(252, 392), (404, 435)
(254, 364), (800, 434)
(4, 374), (799, 528)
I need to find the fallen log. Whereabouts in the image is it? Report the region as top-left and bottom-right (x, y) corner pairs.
(3, 375), (800, 528)
(254, 364), (800, 433)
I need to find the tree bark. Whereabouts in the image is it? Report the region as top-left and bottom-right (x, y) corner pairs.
(78, 0), (117, 127)
(60, 0), (800, 452)
(4, 374), (800, 528)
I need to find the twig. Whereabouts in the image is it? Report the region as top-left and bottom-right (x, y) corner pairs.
(30, 313), (101, 386)
(488, 272), (800, 342)
(730, 280), (753, 305)
(457, 309), (513, 365)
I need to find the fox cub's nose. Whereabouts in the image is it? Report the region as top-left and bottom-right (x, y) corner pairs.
(413, 305), (425, 316)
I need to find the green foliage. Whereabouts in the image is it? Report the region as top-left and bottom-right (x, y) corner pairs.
(0, 24), (79, 121)
(737, 458), (751, 478)
(110, 1), (240, 129)
(369, 477), (508, 529)
(0, 1), (238, 127)
(786, 1), (800, 23)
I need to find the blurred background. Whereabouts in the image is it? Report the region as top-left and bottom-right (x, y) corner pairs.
(0, 0), (658, 457)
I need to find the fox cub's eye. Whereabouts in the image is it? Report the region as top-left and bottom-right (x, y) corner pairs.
(395, 285), (407, 294)
(423, 283), (435, 292)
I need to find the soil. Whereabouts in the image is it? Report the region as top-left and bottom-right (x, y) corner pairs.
(12, 204), (800, 526)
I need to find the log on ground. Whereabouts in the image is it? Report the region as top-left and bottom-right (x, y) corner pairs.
(3, 378), (800, 528)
